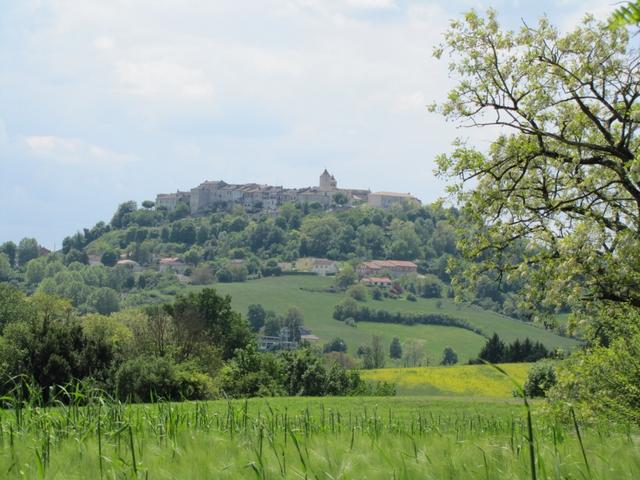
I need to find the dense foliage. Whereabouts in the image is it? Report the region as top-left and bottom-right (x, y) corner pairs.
(0, 285), (370, 402)
(524, 361), (557, 398)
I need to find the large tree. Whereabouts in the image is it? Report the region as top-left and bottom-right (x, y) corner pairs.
(17, 237), (40, 267)
(0, 241), (17, 268)
(165, 288), (253, 360)
(434, 11), (640, 342)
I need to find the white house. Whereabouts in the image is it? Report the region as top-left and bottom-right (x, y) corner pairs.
(311, 258), (338, 276)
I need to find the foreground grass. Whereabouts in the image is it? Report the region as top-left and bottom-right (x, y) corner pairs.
(362, 363), (531, 397)
(0, 395), (638, 479)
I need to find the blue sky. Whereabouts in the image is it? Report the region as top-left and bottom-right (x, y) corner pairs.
(0, 0), (614, 248)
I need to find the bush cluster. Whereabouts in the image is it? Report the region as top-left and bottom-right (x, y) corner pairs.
(0, 285), (389, 404)
(219, 346), (392, 398)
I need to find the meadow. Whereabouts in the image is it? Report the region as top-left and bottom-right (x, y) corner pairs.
(0, 393), (637, 479)
(205, 275), (578, 363)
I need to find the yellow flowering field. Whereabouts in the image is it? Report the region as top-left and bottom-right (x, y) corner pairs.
(361, 363), (531, 397)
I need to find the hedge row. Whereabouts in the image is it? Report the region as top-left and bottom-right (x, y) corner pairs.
(333, 301), (485, 337)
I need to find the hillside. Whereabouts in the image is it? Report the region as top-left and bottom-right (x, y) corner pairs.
(2, 197), (550, 325)
(1, 198), (578, 365)
(0, 196), (579, 366)
(205, 275), (579, 363)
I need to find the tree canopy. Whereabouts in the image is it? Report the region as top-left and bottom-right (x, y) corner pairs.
(434, 11), (640, 340)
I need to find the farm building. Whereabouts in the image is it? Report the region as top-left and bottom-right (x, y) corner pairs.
(357, 260), (417, 278)
(362, 277), (392, 287)
(311, 258), (338, 276)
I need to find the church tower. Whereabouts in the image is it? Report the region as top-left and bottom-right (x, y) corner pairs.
(319, 169), (337, 191)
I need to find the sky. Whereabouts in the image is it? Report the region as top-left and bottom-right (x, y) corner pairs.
(0, 0), (615, 248)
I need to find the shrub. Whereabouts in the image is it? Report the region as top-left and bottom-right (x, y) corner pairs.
(406, 293), (417, 302)
(548, 331), (640, 424)
(219, 346), (372, 398)
(101, 250), (118, 267)
(440, 346), (458, 365)
(216, 267), (233, 283)
(115, 356), (211, 402)
(190, 265), (214, 285)
(323, 351), (356, 369)
(418, 274), (443, 298)
(230, 264), (248, 282)
(524, 360), (557, 398)
(334, 265), (357, 290)
(323, 337), (348, 353)
(389, 337), (402, 359)
(347, 284), (368, 302)
(344, 317), (357, 328)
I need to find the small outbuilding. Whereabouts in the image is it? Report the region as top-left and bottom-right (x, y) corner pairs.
(362, 276), (392, 287)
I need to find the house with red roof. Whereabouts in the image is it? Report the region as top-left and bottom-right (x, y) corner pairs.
(356, 260), (417, 278)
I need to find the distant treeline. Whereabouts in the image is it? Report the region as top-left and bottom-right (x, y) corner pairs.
(332, 299), (485, 336)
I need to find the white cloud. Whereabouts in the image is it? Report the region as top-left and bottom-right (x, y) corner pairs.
(291, 0), (396, 12)
(115, 61), (214, 101)
(391, 91), (427, 112)
(24, 136), (137, 166)
(93, 36), (115, 50)
(345, 0), (396, 9)
(1, 0), (610, 247)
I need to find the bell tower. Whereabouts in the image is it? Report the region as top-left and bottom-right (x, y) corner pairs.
(319, 169), (337, 191)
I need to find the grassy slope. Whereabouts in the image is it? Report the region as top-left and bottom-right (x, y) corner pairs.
(205, 275), (579, 363)
(361, 363), (531, 397)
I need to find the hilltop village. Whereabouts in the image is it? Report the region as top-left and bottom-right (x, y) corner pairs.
(156, 170), (420, 214)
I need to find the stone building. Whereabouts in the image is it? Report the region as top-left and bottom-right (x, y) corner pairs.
(319, 169), (337, 191)
(156, 170), (417, 214)
(311, 258), (338, 276)
(156, 191), (191, 211)
(368, 192), (420, 208)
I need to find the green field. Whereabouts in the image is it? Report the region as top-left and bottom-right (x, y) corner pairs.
(362, 363), (531, 397)
(202, 275), (579, 363)
(1, 394), (637, 479)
